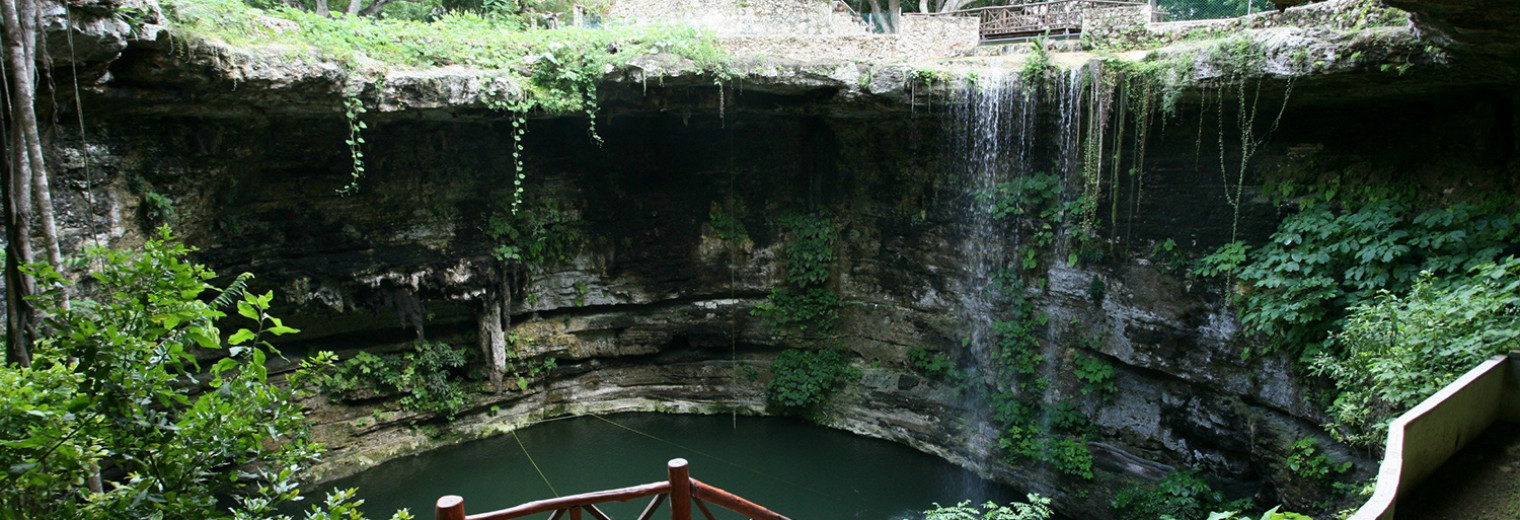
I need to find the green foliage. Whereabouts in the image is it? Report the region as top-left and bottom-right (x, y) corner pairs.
(908, 347), (955, 379)
(1205, 507), (1312, 520)
(708, 203), (748, 242)
(990, 394), (1094, 480)
(991, 287), (1047, 392)
(1113, 469), (1248, 520)
(766, 348), (860, 417)
(503, 331), (559, 391)
(141, 190), (177, 226)
(1072, 353), (1116, 397)
(924, 495), (1053, 520)
(751, 287), (844, 333)
(0, 229), (330, 519)
(337, 95), (368, 195)
(1019, 39), (1054, 87)
(992, 172), (1063, 222)
(1202, 184), (1520, 359)
(1195, 240), (1250, 278)
(232, 488), (415, 520)
(163, 0), (729, 87)
(1311, 259), (1520, 446)
(778, 211), (836, 288)
(754, 211), (843, 334)
(1285, 437), (1351, 482)
(486, 198), (579, 270)
(1151, 238), (1188, 274)
(998, 417), (1094, 479)
(319, 341), (477, 419)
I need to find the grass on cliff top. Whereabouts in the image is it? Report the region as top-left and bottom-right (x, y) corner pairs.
(162, 0), (728, 73)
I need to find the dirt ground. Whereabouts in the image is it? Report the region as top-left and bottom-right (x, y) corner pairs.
(1395, 422), (1520, 520)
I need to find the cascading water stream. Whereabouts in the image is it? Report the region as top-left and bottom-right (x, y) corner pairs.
(947, 62), (1092, 491)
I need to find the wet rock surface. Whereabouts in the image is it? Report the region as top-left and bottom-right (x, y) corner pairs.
(37, 0), (1520, 516)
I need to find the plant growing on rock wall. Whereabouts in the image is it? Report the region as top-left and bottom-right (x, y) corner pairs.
(765, 347), (860, 418)
(319, 340), (478, 419)
(1284, 437), (1351, 482)
(1198, 183), (1520, 360)
(1112, 469), (1248, 520)
(338, 95), (369, 195)
(753, 211), (844, 335)
(1072, 353), (1116, 397)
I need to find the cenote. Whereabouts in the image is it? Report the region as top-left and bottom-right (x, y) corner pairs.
(315, 413), (1024, 519)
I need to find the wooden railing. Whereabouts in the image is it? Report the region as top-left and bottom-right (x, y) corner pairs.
(435, 459), (792, 520)
(914, 0), (1145, 40)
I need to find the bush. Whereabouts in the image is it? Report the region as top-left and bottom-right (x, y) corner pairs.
(1196, 187), (1520, 360)
(1312, 259), (1520, 446)
(925, 495), (1052, 520)
(320, 341), (477, 419)
(908, 347), (955, 379)
(1113, 469), (1247, 520)
(0, 229), (342, 519)
(766, 348), (859, 417)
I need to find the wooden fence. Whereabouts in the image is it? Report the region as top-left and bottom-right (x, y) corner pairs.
(911, 0), (1146, 40)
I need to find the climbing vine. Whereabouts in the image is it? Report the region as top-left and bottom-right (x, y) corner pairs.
(338, 95), (368, 196)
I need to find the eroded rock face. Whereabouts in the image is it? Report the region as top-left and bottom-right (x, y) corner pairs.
(48, 3), (1520, 517)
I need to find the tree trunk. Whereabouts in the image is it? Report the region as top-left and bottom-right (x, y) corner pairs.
(344, 0), (363, 16)
(887, 0), (900, 32)
(865, 0), (885, 31)
(315, 0), (330, 17)
(358, 0), (397, 17)
(1, 0), (40, 367)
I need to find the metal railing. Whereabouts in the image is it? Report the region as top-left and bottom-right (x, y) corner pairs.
(435, 459), (792, 520)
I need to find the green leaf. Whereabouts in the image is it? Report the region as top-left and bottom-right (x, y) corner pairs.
(228, 329), (257, 346)
(236, 300), (258, 320)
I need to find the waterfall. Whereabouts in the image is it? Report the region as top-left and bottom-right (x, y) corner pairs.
(944, 62), (1092, 494)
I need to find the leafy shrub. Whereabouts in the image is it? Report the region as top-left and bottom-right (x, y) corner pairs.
(709, 206), (748, 242)
(1073, 353), (1116, 396)
(925, 495), (1052, 520)
(1284, 437), (1351, 481)
(1311, 259), (1520, 446)
(2, 230), (333, 519)
(1197, 186), (1520, 360)
(992, 172), (1063, 222)
(999, 422), (1094, 479)
(908, 347), (955, 379)
(777, 211), (836, 288)
(486, 198), (579, 269)
(1113, 469), (1247, 520)
(751, 287), (844, 333)
(1206, 507), (1312, 520)
(766, 348), (860, 417)
(321, 340), (477, 419)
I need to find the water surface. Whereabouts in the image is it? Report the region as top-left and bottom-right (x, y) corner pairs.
(314, 413), (1023, 520)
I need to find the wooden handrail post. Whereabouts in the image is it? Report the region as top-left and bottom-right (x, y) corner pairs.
(668, 458), (692, 520)
(437, 495), (466, 520)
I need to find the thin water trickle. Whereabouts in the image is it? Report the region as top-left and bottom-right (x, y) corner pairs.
(946, 64), (1093, 493)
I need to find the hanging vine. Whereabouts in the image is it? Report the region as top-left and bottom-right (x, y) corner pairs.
(337, 95), (368, 196)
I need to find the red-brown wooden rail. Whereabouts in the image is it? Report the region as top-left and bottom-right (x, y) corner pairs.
(435, 458), (793, 520)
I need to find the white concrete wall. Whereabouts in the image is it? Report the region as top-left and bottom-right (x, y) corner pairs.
(1349, 352), (1520, 520)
